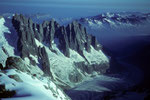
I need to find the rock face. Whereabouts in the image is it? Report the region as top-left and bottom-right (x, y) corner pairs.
(74, 61), (109, 74)
(5, 57), (29, 72)
(0, 63), (3, 70)
(12, 14), (109, 88)
(0, 85), (16, 98)
(12, 14), (38, 58)
(0, 58), (71, 100)
(38, 47), (52, 77)
(12, 14), (101, 58)
(8, 74), (23, 82)
(12, 14), (52, 77)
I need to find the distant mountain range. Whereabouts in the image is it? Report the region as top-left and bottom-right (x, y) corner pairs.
(79, 12), (150, 29)
(1, 12), (150, 27)
(0, 12), (150, 100)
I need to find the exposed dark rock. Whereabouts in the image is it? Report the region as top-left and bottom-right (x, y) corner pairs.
(2, 46), (9, 56)
(8, 74), (23, 82)
(74, 62), (93, 74)
(0, 85), (16, 98)
(42, 19), (59, 48)
(12, 14), (102, 58)
(91, 63), (109, 73)
(91, 35), (102, 50)
(33, 23), (43, 42)
(0, 63), (3, 70)
(85, 35), (91, 52)
(38, 47), (53, 77)
(28, 56), (36, 66)
(75, 62), (109, 74)
(11, 14), (108, 85)
(66, 21), (85, 56)
(56, 26), (70, 57)
(12, 14), (55, 77)
(68, 70), (83, 83)
(12, 14), (37, 58)
(5, 57), (29, 72)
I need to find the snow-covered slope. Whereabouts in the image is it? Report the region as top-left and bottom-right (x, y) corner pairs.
(0, 14), (110, 100)
(0, 17), (15, 66)
(0, 62), (70, 100)
(34, 37), (109, 88)
(0, 19), (69, 99)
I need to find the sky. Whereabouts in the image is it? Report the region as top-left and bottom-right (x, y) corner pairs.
(0, 0), (150, 18)
(1, 0), (150, 6)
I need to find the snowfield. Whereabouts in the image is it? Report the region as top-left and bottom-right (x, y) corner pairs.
(0, 16), (110, 100)
(34, 38), (109, 87)
(83, 46), (109, 65)
(0, 69), (70, 100)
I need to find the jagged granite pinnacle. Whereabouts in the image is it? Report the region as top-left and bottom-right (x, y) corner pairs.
(12, 14), (101, 58)
(11, 14), (109, 88)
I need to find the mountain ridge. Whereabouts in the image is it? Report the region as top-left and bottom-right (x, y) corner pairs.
(79, 12), (150, 30)
(0, 14), (109, 92)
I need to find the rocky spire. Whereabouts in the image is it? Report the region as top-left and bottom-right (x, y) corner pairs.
(12, 14), (37, 58)
(12, 14), (102, 58)
(11, 14), (109, 87)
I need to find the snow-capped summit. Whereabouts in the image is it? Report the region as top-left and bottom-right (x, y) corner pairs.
(79, 12), (150, 29)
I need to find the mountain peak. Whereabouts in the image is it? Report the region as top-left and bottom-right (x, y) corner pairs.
(12, 14), (102, 58)
(1, 14), (110, 89)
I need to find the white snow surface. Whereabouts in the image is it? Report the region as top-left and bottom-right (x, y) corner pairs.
(0, 69), (70, 100)
(45, 43), (85, 86)
(84, 19), (137, 30)
(29, 54), (39, 64)
(83, 46), (109, 64)
(0, 18), (15, 66)
(35, 38), (109, 87)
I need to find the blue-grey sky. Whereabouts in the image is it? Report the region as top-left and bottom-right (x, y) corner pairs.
(0, 0), (150, 17)
(1, 0), (150, 6)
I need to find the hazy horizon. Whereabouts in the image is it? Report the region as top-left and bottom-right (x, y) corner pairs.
(0, 0), (150, 18)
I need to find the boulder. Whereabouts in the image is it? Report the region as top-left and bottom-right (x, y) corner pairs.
(0, 85), (16, 98)
(5, 57), (29, 72)
(8, 74), (23, 82)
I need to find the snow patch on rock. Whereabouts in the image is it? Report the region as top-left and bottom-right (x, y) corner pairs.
(0, 18), (15, 66)
(34, 38), (109, 87)
(83, 46), (109, 64)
